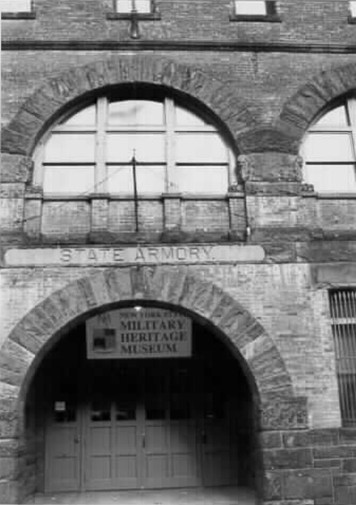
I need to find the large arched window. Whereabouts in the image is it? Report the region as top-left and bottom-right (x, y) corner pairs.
(302, 96), (356, 193)
(34, 96), (235, 196)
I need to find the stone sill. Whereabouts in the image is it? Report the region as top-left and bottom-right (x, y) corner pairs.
(106, 12), (161, 20)
(229, 14), (281, 23)
(302, 191), (356, 199)
(28, 193), (243, 201)
(1, 12), (36, 19)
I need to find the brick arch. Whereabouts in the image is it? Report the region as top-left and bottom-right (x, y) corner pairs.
(277, 62), (356, 150)
(1, 54), (256, 157)
(0, 267), (293, 407)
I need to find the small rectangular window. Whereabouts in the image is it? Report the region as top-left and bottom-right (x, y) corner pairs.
(329, 289), (356, 427)
(231, 0), (279, 21)
(350, 1), (356, 18)
(1, 0), (32, 12)
(115, 0), (152, 14)
(234, 1), (267, 15)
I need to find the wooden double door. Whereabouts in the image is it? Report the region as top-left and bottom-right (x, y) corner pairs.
(45, 360), (239, 492)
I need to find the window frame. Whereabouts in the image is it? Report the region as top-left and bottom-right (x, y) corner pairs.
(107, 0), (161, 20)
(301, 97), (356, 194)
(1, 0), (35, 19)
(33, 96), (236, 198)
(230, 0), (280, 22)
(349, 1), (356, 23)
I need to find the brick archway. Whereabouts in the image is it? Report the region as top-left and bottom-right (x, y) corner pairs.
(0, 266), (305, 503)
(1, 54), (255, 157)
(277, 62), (356, 148)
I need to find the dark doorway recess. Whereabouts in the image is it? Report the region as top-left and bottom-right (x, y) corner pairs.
(25, 314), (256, 494)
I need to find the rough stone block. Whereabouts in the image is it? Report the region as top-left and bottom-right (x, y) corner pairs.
(261, 397), (308, 430)
(283, 469), (333, 500)
(260, 431), (283, 449)
(0, 480), (19, 504)
(263, 471), (283, 500)
(342, 459), (356, 473)
(0, 154), (32, 183)
(263, 448), (313, 470)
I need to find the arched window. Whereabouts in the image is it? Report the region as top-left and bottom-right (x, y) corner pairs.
(302, 97), (356, 193)
(33, 96), (235, 196)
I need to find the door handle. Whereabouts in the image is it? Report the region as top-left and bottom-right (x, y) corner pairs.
(201, 431), (207, 444)
(141, 433), (146, 449)
(74, 436), (80, 444)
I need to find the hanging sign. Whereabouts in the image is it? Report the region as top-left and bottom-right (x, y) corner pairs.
(86, 307), (192, 359)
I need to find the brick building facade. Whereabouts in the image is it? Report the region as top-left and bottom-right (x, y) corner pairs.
(2, 1), (356, 503)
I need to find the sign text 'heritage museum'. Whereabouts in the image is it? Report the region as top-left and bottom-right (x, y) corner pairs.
(86, 307), (192, 359)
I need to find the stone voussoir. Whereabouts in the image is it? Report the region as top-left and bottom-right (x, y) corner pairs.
(1, 55), (255, 157)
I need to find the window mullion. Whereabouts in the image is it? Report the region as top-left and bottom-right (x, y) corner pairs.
(95, 97), (108, 194)
(348, 98), (356, 188)
(347, 97), (356, 127)
(165, 98), (176, 193)
(347, 98), (356, 187)
(227, 148), (236, 189)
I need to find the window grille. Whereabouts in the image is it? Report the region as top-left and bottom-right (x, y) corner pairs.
(329, 289), (356, 427)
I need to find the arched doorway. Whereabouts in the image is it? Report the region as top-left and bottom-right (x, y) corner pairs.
(0, 267), (295, 503)
(26, 302), (256, 495)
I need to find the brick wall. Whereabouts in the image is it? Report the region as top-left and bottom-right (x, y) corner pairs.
(2, 1), (356, 503)
(2, 0), (356, 45)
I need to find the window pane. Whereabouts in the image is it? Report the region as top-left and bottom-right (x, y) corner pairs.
(116, 401), (136, 421)
(316, 106), (348, 127)
(175, 107), (206, 127)
(1, 0), (31, 11)
(234, 1), (267, 15)
(108, 100), (164, 126)
(304, 164), (356, 192)
(54, 401), (76, 423)
(107, 165), (166, 193)
(303, 133), (354, 162)
(146, 397), (166, 420)
(116, 0), (151, 13)
(107, 134), (165, 162)
(170, 396), (191, 420)
(91, 400), (111, 422)
(44, 134), (95, 162)
(64, 105), (96, 126)
(176, 134), (228, 162)
(43, 166), (95, 194)
(172, 166), (228, 193)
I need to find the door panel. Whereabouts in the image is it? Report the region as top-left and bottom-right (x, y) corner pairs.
(114, 424), (140, 488)
(201, 388), (239, 486)
(85, 399), (114, 490)
(45, 414), (81, 491)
